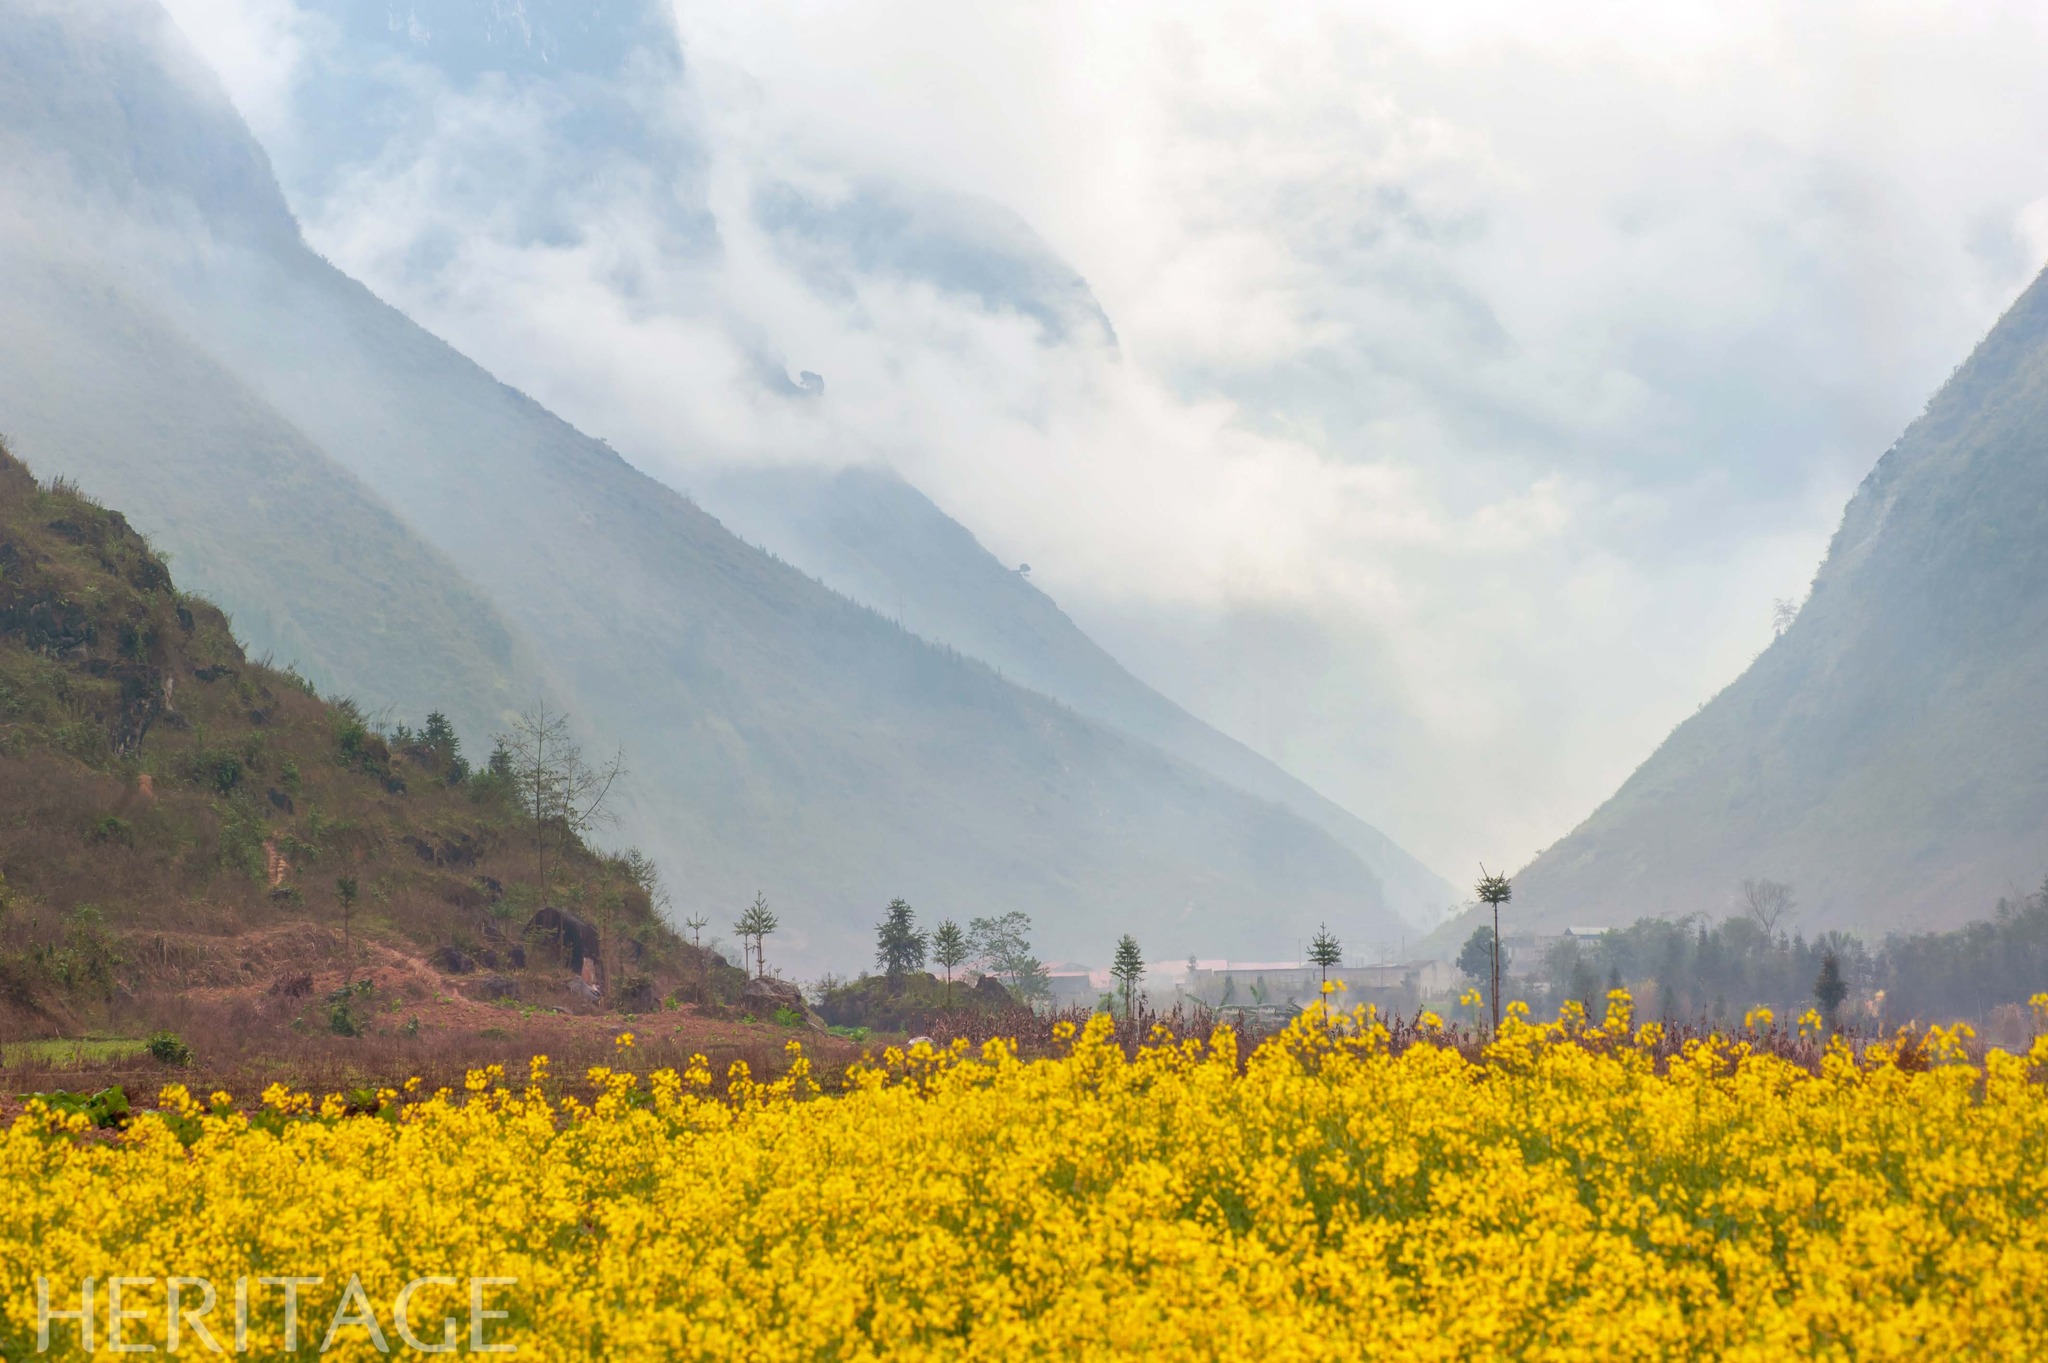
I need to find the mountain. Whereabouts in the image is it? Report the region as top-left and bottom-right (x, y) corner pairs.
(1511, 263), (2048, 936)
(0, 231), (534, 748)
(694, 464), (1456, 926)
(0, 0), (1427, 966)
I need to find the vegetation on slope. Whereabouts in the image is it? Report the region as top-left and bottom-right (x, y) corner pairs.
(0, 438), (710, 1049)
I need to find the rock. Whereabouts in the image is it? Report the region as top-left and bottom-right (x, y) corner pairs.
(741, 975), (803, 1011)
(905, 1035), (934, 1049)
(428, 945), (475, 975)
(741, 976), (827, 1030)
(525, 907), (599, 970)
(969, 974), (1014, 1008)
(471, 974), (518, 1000)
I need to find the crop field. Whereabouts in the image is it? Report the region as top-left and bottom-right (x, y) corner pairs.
(6, 995), (2047, 1360)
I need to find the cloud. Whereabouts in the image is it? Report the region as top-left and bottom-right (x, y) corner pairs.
(160, 0), (2048, 876)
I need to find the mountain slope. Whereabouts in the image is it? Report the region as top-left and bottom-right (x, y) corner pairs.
(0, 0), (1418, 966)
(1513, 263), (2048, 935)
(695, 464), (1456, 926)
(0, 230), (531, 747)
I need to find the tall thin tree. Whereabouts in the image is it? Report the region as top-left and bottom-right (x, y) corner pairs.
(335, 875), (359, 990)
(931, 919), (968, 1007)
(734, 892), (778, 979)
(1111, 934), (1145, 1019)
(1308, 923), (1343, 990)
(1476, 866), (1514, 1035)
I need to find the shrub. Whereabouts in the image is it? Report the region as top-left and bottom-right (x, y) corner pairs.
(325, 979), (373, 1037)
(773, 1005), (805, 1028)
(145, 1030), (192, 1066)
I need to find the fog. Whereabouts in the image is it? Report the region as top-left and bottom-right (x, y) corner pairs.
(164, 0), (2048, 878)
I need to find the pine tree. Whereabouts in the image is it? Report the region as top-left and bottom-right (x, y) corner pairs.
(335, 875), (359, 989)
(1111, 934), (1145, 1018)
(1308, 923), (1343, 988)
(1814, 951), (1849, 1029)
(734, 892), (778, 979)
(931, 919), (968, 1006)
(875, 899), (928, 988)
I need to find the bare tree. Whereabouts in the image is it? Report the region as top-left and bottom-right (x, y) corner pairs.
(494, 700), (627, 907)
(1740, 878), (1796, 937)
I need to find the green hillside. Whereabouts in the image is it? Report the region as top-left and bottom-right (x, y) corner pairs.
(0, 438), (687, 1037)
(1513, 263), (2048, 935)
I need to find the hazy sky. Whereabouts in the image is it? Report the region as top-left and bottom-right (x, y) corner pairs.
(163, 0), (2048, 881)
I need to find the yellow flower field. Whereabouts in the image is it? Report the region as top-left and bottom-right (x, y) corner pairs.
(6, 996), (2048, 1360)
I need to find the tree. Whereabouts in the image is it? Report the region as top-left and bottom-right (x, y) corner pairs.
(683, 912), (711, 1000)
(969, 912), (1050, 1001)
(1111, 934), (1145, 1018)
(421, 711), (468, 783)
(1308, 923), (1343, 988)
(1476, 867), (1513, 1034)
(1740, 878), (1796, 937)
(1456, 925), (1507, 1021)
(734, 892), (778, 979)
(875, 899), (928, 988)
(493, 699), (627, 907)
(931, 919), (968, 1006)
(335, 875), (360, 989)
(1771, 597), (1801, 637)
(1814, 951), (1849, 1029)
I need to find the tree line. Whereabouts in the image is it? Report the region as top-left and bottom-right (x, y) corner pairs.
(1473, 875), (2048, 1028)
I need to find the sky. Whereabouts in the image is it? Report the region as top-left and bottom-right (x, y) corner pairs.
(160, 0), (2048, 883)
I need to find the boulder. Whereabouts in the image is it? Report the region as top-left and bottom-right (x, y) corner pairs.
(429, 945), (475, 975)
(524, 907), (599, 970)
(969, 974), (1014, 1008)
(470, 973), (518, 1000)
(741, 976), (826, 1030)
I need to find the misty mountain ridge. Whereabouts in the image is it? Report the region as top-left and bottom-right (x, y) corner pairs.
(1512, 259), (2048, 936)
(694, 463), (1455, 926)
(0, 0), (1443, 967)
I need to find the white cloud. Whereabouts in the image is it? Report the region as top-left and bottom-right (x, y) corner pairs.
(161, 0), (2048, 877)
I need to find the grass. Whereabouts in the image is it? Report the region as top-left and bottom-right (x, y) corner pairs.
(1, 1037), (149, 1068)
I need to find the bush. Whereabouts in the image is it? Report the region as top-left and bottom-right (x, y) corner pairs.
(145, 1030), (192, 1066)
(773, 1005), (805, 1028)
(325, 979), (373, 1037)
